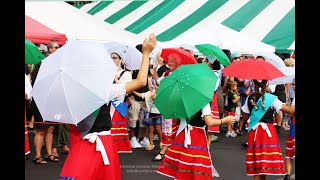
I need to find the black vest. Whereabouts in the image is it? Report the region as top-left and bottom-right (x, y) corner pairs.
(188, 110), (206, 127)
(247, 94), (274, 124)
(88, 103), (112, 133)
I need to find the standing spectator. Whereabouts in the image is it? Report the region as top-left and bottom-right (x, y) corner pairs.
(155, 50), (169, 77)
(236, 80), (251, 136)
(45, 39), (59, 57)
(25, 74), (32, 159)
(197, 55), (206, 63)
(126, 44), (151, 149)
(224, 81), (240, 137)
(31, 61), (57, 164)
(26, 64), (35, 129)
(151, 53), (182, 161)
(272, 84), (287, 130)
(132, 78), (162, 151)
(46, 39), (71, 158)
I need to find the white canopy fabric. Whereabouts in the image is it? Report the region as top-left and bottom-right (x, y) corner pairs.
(80, 0), (294, 52)
(269, 67), (295, 85)
(25, 2), (144, 45)
(156, 19), (275, 54)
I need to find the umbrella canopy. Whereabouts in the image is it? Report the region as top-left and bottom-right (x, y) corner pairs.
(222, 58), (285, 80)
(160, 48), (198, 65)
(25, 15), (67, 46)
(253, 52), (286, 69)
(25, 39), (45, 64)
(269, 67), (295, 85)
(154, 63), (218, 122)
(31, 40), (118, 125)
(195, 44), (230, 66)
(80, 0), (294, 52)
(104, 41), (142, 70)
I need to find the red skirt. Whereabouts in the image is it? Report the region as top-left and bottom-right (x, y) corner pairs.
(285, 136), (295, 159)
(246, 123), (286, 176)
(25, 109), (30, 155)
(111, 109), (131, 153)
(158, 126), (213, 180)
(59, 125), (121, 180)
(208, 92), (220, 133)
(285, 117), (295, 159)
(161, 119), (180, 146)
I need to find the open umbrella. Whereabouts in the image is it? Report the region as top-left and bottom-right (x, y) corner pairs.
(154, 63), (218, 122)
(104, 41), (142, 70)
(222, 58), (285, 80)
(160, 48), (198, 65)
(269, 67), (295, 85)
(25, 39), (45, 64)
(195, 44), (230, 66)
(253, 52), (286, 69)
(31, 40), (117, 125)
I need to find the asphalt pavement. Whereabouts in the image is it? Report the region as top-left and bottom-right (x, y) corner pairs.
(25, 128), (294, 180)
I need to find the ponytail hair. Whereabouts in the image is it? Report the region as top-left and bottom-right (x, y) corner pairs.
(251, 80), (268, 110)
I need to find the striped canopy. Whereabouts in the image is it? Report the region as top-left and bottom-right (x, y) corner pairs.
(79, 0), (295, 52)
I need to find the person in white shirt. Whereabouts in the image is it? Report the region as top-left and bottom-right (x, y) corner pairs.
(110, 52), (133, 153)
(25, 74), (32, 158)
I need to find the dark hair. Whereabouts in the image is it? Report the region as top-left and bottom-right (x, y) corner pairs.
(135, 44), (142, 53)
(251, 80), (268, 110)
(226, 81), (237, 90)
(197, 57), (205, 63)
(111, 52), (122, 60)
(275, 84), (285, 91)
(256, 56), (265, 60)
(212, 60), (221, 70)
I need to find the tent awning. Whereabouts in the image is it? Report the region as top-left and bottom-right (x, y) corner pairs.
(80, 0), (294, 51)
(25, 15), (67, 45)
(25, 2), (144, 45)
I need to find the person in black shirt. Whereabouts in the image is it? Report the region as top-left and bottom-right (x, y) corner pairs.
(127, 69), (151, 148)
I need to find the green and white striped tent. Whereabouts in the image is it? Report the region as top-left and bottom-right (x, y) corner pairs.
(79, 0), (295, 53)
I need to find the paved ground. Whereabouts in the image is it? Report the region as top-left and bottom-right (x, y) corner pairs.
(25, 128), (294, 180)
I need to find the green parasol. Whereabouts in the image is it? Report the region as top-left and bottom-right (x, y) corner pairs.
(195, 44), (231, 66)
(154, 63), (218, 122)
(25, 39), (45, 64)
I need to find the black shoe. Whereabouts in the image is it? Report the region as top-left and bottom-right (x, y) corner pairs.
(236, 130), (243, 136)
(152, 153), (165, 162)
(283, 174), (290, 180)
(242, 142), (248, 148)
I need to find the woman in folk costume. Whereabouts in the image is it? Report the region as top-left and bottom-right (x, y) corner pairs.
(157, 104), (235, 180)
(151, 53), (183, 161)
(25, 73), (32, 159)
(206, 56), (222, 147)
(110, 51), (133, 153)
(280, 78), (295, 180)
(241, 79), (286, 180)
(59, 34), (157, 180)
